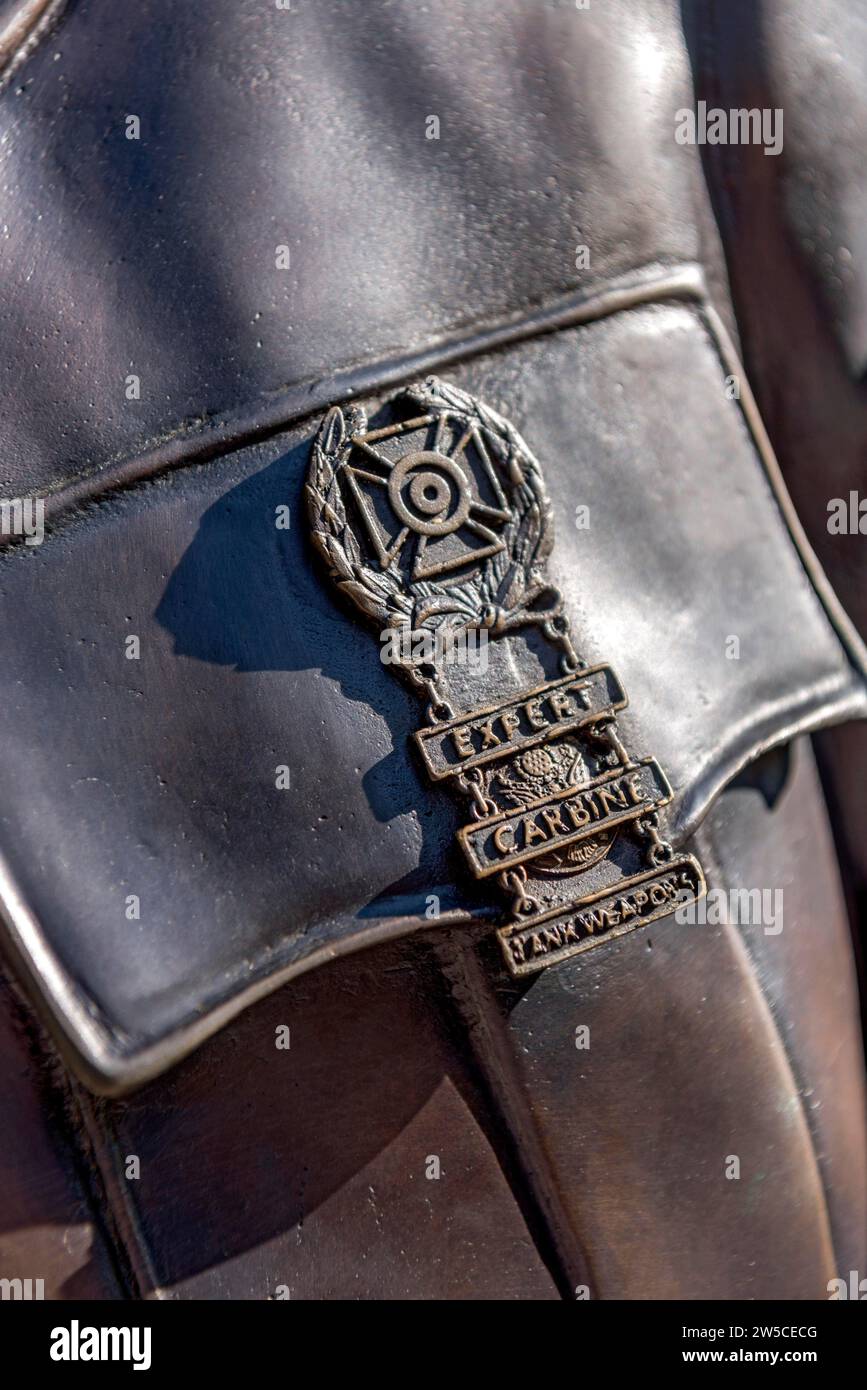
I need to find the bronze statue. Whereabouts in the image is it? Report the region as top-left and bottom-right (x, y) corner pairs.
(0, 0), (864, 1302)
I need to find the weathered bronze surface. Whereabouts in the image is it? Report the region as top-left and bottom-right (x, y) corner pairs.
(308, 377), (706, 973)
(0, 0), (866, 1307)
(414, 667), (626, 779)
(498, 854), (705, 974)
(457, 758), (673, 879)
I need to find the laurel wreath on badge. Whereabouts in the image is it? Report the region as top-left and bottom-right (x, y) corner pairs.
(305, 376), (557, 639)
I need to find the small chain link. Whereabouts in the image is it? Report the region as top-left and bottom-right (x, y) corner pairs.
(498, 864), (541, 918)
(402, 655), (455, 724)
(425, 695), (455, 724)
(635, 811), (675, 867)
(457, 768), (499, 820)
(421, 675), (455, 725)
(588, 716), (631, 768)
(542, 607), (583, 674)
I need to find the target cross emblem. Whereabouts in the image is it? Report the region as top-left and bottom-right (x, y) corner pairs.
(344, 412), (512, 580)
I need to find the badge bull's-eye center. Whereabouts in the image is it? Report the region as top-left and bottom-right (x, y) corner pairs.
(306, 375), (706, 975)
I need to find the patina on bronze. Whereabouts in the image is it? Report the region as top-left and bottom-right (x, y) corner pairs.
(457, 758), (672, 879)
(307, 375), (706, 974)
(498, 855), (706, 975)
(414, 666), (626, 779)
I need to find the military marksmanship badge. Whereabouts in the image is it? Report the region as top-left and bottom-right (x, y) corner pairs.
(307, 377), (705, 975)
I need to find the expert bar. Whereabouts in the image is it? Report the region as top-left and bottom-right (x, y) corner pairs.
(414, 665), (626, 781)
